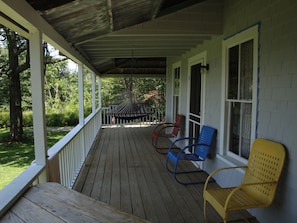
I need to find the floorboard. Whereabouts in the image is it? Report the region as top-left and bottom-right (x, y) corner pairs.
(1, 183), (149, 223)
(73, 125), (259, 223)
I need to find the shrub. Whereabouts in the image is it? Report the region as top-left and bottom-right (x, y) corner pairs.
(46, 113), (62, 126)
(0, 111), (79, 128)
(46, 111), (79, 126)
(63, 111), (79, 126)
(23, 111), (33, 127)
(0, 112), (9, 128)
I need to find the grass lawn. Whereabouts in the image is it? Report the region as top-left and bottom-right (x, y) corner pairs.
(0, 127), (70, 190)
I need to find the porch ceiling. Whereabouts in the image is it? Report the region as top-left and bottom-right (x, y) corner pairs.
(25, 0), (223, 77)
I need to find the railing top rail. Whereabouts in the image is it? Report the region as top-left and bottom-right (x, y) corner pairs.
(0, 164), (45, 217)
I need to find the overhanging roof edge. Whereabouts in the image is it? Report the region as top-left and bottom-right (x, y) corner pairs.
(0, 0), (99, 75)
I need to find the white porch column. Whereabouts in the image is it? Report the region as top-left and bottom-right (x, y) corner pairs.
(29, 30), (48, 182)
(77, 63), (86, 159)
(78, 63), (84, 125)
(98, 77), (102, 109)
(92, 73), (96, 112)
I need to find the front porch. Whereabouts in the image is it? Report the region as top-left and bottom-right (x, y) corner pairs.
(72, 125), (258, 223)
(1, 124), (259, 222)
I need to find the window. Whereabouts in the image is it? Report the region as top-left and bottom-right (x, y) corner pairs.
(173, 64), (180, 120)
(223, 25), (258, 161)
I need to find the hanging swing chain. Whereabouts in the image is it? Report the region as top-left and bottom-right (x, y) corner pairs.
(107, 48), (152, 120)
(127, 49), (135, 103)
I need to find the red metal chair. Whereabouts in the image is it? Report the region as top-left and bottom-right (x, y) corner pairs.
(152, 114), (184, 153)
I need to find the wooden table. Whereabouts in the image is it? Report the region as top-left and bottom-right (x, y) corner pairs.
(1, 182), (151, 223)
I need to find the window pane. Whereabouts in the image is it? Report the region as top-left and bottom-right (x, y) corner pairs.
(240, 103), (252, 158)
(173, 95), (179, 119)
(229, 102), (240, 155)
(174, 67), (180, 95)
(173, 67), (180, 119)
(228, 45), (239, 99)
(240, 40), (253, 100)
(229, 102), (251, 158)
(190, 64), (201, 114)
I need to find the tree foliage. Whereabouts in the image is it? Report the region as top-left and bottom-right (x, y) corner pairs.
(0, 25), (29, 141)
(0, 25), (165, 143)
(0, 25), (83, 141)
(100, 77), (165, 112)
(44, 60), (78, 113)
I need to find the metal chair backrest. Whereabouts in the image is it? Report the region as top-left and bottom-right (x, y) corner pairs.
(171, 114), (184, 136)
(194, 126), (216, 160)
(242, 139), (286, 205)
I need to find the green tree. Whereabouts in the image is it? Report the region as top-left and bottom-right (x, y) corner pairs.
(83, 71), (93, 117)
(100, 77), (165, 113)
(0, 47), (10, 111)
(0, 26), (29, 141)
(100, 78), (127, 107)
(44, 60), (75, 112)
(134, 77), (166, 113)
(0, 26), (69, 141)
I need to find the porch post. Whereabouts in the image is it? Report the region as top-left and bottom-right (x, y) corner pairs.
(98, 77), (102, 109)
(78, 63), (84, 125)
(77, 63), (86, 158)
(92, 73), (96, 112)
(29, 29), (48, 182)
(98, 77), (102, 125)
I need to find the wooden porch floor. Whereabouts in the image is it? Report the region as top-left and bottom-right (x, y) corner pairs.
(73, 125), (258, 223)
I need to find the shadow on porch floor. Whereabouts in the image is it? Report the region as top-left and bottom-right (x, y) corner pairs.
(73, 125), (259, 223)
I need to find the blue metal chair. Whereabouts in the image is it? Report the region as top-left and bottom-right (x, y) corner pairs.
(165, 125), (216, 185)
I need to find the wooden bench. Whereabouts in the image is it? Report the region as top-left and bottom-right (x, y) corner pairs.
(1, 182), (150, 223)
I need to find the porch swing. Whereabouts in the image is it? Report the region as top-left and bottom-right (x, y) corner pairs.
(108, 77), (152, 121)
(108, 50), (153, 121)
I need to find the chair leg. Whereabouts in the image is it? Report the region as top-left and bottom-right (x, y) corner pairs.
(204, 202), (256, 223)
(165, 155), (174, 173)
(152, 134), (158, 148)
(175, 163), (215, 185)
(166, 155), (215, 185)
(174, 170), (213, 185)
(204, 199), (208, 222)
(221, 215), (257, 223)
(156, 147), (170, 154)
(152, 135), (170, 154)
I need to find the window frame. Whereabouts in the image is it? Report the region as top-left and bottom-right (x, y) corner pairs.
(172, 61), (181, 121)
(220, 25), (259, 163)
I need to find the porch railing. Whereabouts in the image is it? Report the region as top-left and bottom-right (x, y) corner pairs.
(47, 106), (163, 189)
(0, 163), (45, 217)
(0, 109), (101, 217)
(0, 106), (163, 217)
(47, 109), (101, 188)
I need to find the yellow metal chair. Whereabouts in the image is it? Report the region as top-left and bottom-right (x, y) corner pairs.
(203, 138), (286, 223)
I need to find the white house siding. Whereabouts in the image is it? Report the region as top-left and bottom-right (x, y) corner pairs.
(166, 0), (297, 222)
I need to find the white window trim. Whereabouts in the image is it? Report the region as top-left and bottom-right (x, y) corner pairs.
(172, 61), (181, 119)
(219, 25), (259, 164)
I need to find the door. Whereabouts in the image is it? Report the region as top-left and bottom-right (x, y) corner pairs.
(189, 63), (202, 139)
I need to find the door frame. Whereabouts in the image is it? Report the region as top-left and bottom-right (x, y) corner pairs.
(186, 51), (207, 137)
